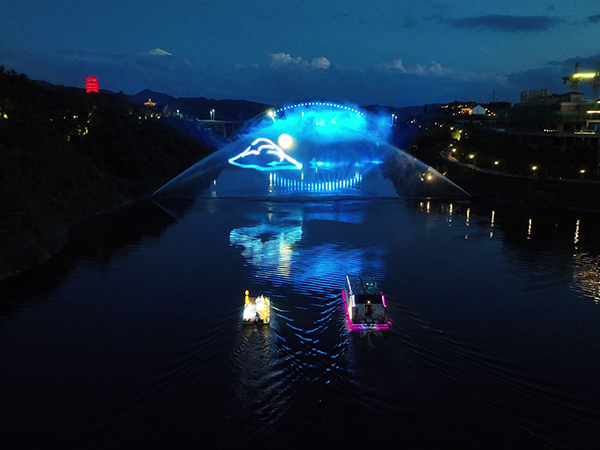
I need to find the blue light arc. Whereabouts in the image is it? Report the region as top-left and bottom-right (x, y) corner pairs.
(152, 100), (469, 200)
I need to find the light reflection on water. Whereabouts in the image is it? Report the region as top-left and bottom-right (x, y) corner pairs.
(572, 251), (600, 304)
(228, 203), (385, 292)
(1, 198), (600, 449)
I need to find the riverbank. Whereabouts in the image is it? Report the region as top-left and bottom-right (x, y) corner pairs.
(441, 152), (600, 212)
(0, 69), (215, 280)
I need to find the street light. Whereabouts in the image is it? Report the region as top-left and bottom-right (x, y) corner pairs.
(210, 109), (215, 120)
(532, 165), (538, 177)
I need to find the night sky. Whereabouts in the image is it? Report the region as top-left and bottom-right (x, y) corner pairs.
(2, 0), (600, 106)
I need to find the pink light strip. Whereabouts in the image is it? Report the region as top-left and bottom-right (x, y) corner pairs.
(341, 289), (390, 330)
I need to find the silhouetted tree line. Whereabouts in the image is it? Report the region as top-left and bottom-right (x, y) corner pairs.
(0, 67), (214, 279)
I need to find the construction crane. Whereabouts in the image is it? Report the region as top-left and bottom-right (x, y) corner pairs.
(563, 62), (600, 99)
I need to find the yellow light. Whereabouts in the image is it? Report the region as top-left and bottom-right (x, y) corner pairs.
(277, 133), (293, 149)
(573, 73), (597, 79)
(494, 161), (499, 165)
(469, 154), (474, 159)
(587, 110), (600, 114)
(532, 166), (538, 171)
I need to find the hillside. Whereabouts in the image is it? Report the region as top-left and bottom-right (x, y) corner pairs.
(123, 89), (272, 122)
(0, 68), (216, 279)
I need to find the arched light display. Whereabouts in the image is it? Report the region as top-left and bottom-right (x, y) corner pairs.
(152, 101), (468, 200)
(273, 102), (365, 118)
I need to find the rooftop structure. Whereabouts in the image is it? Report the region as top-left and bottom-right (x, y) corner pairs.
(85, 76), (99, 93)
(563, 62), (600, 100)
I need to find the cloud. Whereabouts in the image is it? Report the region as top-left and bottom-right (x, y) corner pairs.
(10, 45), (600, 110)
(268, 52), (309, 68)
(390, 58), (407, 72)
(148, 48), (173, 56)
(383, 58), (452, 77)
(268, 52), (331, 70)
(451, 15), (564, 32)
(588, 15), (600, 24)
(311, 57), (331, 70)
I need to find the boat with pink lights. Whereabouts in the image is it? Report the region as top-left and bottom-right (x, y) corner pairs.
(342, 275), (390, 330)
(242, 290), (271, 325)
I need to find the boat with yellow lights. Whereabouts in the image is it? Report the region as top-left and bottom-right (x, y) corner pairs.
(242, 290), (270, 325)
(342, 275), (390, 330)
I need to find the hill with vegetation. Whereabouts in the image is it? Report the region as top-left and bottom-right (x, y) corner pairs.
(123, 89), (272, 123)
(0, 68), (218, 280)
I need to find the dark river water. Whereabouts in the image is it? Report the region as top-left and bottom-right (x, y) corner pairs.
(1, 198), (600, 449)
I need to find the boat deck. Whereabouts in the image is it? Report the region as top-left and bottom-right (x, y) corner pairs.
(242, 291), (270, 324)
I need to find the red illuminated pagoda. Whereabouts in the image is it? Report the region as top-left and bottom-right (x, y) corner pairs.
(85, 76), (99, 93)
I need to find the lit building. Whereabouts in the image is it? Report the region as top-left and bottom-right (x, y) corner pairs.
(496, 91), (600, 149)
(85, 76), (99, 93)
(493, 64), (600, 150)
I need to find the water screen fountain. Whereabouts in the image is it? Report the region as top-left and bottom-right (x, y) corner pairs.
(152, 102), (468, 200)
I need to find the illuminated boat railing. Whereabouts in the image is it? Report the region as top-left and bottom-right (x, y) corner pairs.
(341, 289), (390, 330)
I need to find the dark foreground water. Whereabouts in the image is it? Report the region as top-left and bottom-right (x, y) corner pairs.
(1, 198), (599, 449)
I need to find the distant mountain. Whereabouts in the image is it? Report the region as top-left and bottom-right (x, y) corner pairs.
(123, 90), (273, 122)
(123, 90), (440, 123)
(125, 89), (177, 106)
